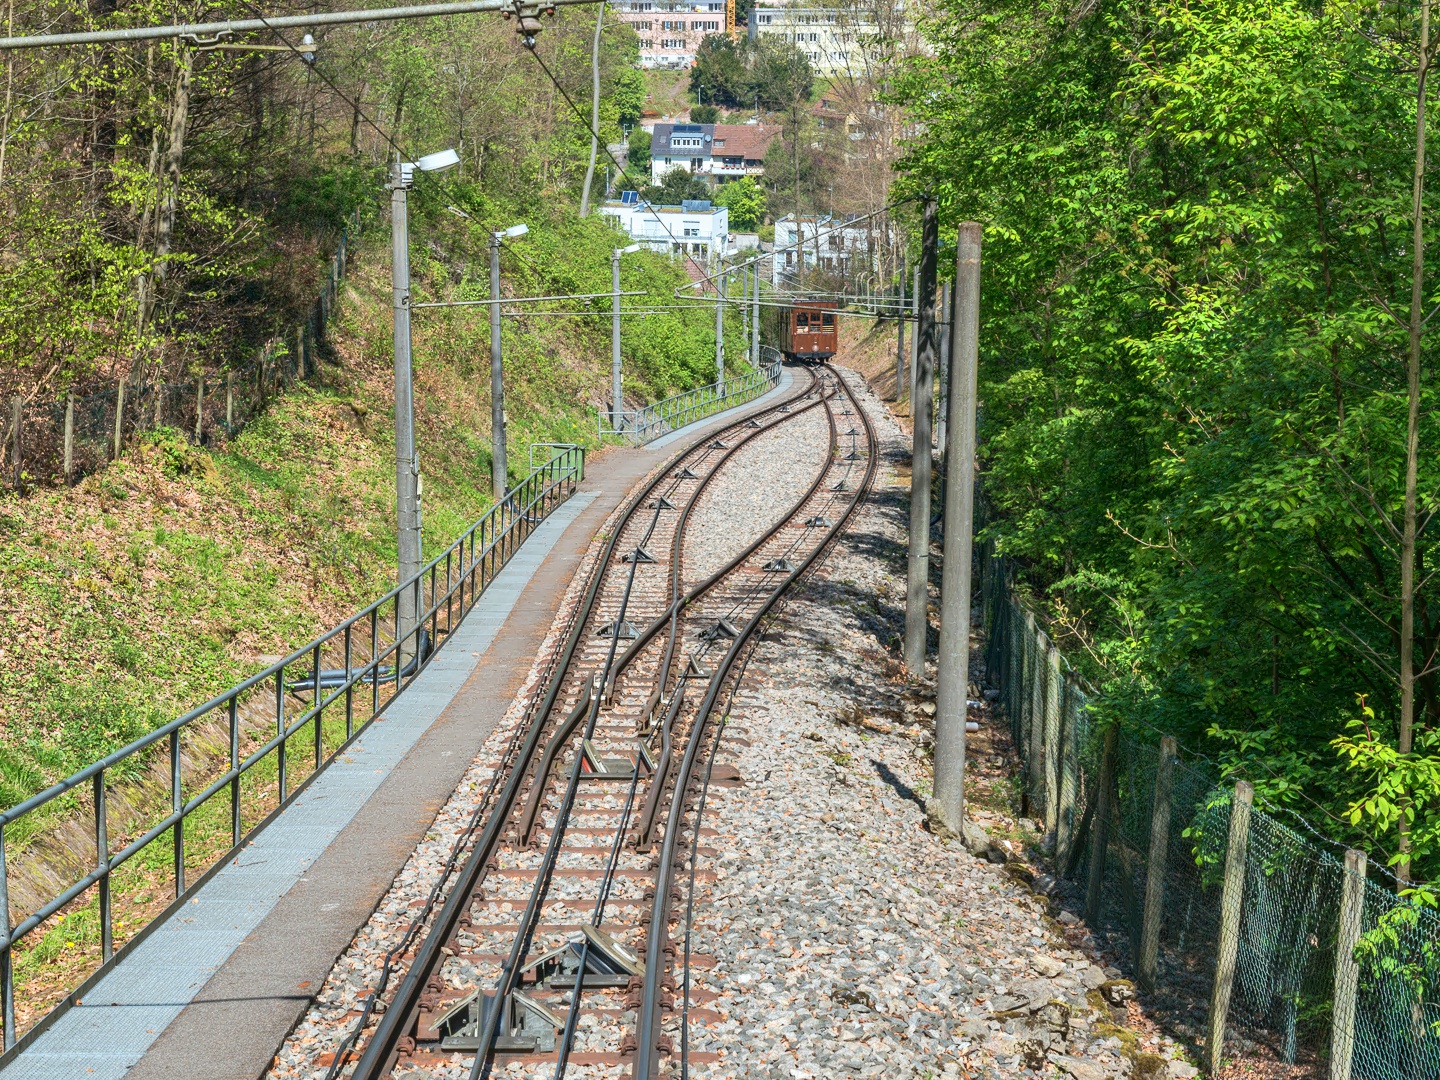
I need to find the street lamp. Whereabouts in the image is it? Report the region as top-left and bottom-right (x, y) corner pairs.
(490, 222), (528, 496)
(611, 242), (643, 429)
(389, 145), (459, 670)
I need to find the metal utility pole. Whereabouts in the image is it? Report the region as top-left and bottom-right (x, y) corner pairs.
(933, 222), (983, 837)
(715, 263), (726, 391)
(610, 242), (640, 428)
(904, 198), (938, 672)
(895, 253), (907, 399)
(740, 266), (749, 363)
(751, 258), (761, 364)
(490, 232), (508, 495)
(611, 249), (623, 426)
(910, 262), (920, 399)
(390, 163), (422, 670)
(936, 279), (953, 458)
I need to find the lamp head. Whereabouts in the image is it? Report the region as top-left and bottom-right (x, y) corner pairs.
(394, 147), (460, 188)
(413, 148), (461, 174)
(502, 223), (529, 239)
(299, 33), (317, 64)
(617, 243), (643, 256)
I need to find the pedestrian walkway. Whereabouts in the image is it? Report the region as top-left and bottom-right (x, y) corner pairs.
(0, 368), (799, 1080)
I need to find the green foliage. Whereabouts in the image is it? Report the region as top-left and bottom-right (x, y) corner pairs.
(714, 176), (767, 230)
(894, 0), (1440, 872)
(690, 35), (814, 111)
(613, 66), (647, 128)
(626, 128), (653, 178)
(644, 168), (713, 206)
(691, 103), (721, 124)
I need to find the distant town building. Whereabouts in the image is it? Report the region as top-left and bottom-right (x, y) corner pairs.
(649, 122), (780, 184)
(747, 5), (888, 77)
(602, 191), (732, 261)
(612, 1), (728, 68)
(772, 213), (877, 284)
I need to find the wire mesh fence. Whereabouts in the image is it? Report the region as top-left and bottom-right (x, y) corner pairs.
(0, 209), (361, 493)
(979, 545), (1440, 1078)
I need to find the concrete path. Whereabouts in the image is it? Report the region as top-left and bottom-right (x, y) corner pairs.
(1, 369), (800, 1080)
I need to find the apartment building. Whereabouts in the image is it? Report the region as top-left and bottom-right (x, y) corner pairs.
(611, 1), (727, 68)
(772, 213), (877, 284)
(748, 5), (885, 77)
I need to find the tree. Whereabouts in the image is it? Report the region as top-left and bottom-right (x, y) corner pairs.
(612, 66), (646, 128)
(690, 35), (750, 107)
(689, 34), (814, 113)
(627, 128), (652, 177)
(891, 0), (1440, 880)
(715, 176), (766, 230)
(691, 103), (720, 124)
(644, 167), (713, 206)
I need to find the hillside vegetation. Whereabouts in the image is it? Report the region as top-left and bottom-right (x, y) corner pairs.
(895, 0), (1440, 882)
(0, 191), (744, 812)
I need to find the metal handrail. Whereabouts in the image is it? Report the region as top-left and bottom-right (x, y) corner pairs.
(0, 444), (584, 1052)
(598, 350), (783, 444)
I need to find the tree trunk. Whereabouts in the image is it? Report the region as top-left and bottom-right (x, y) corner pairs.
(579, 1), (605, 216)
(1399, 0), (1432, 887)
(141, 47), (193, 333)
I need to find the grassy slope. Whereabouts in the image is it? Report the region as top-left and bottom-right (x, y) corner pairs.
(0, 215), (741, 814)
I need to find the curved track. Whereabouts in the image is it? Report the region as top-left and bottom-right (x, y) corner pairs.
(331, 364), (878, 1080)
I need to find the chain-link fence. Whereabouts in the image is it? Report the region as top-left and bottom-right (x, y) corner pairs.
(979, 546), (1440, 1078)
(0, 209), (361, 493)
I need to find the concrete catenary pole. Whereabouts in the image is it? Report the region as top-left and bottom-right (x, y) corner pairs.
(611, 248), (623, 427)
(489, 232), (507, 495)
(903, 198), (939, 671)
(932, 221), (983, 836)
(390, 163), (422, 669)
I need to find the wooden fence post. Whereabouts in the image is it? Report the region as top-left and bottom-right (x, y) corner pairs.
(113, 381), (126, 460)
(194, 377), (204, 443)
(10, 398), (21, 492)
(1138, 735), (1177, 995)
(1206, 779), (1254, 1076)
(1044, 644), (1062, 838)
(294, 325), (304, 384)
(1329, 848), (1367, 1080)
(63, 391), (75, 485)
(225, 371), (235, 431)
(1085, 722), (1118, 924)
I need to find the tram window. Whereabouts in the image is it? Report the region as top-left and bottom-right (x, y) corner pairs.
(822, 313), (835, 327)
(795, 312), (810, 326)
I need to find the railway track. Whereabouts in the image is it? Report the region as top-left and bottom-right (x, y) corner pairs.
(327, 363), (879, 1080)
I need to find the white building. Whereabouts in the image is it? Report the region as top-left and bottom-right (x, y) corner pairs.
(612, 1), (728, 68)
(649, 122), (779, 184)
(602, 191), (731, 261)
(772, 214), (877, 284)
(748, 5), (886, 77)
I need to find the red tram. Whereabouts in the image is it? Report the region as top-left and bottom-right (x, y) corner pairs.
(772, 300), (839, 362)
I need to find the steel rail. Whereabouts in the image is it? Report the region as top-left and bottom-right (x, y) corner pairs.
(464, 376), (832, 1076)
(632, 380), (841, 848)
(513, 386), (828, 847)
(544, 379), (842, 1073)
(0, 0), (601, 50)
(633, 366), (879, 1080)
(343, 367), (817, 1080)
